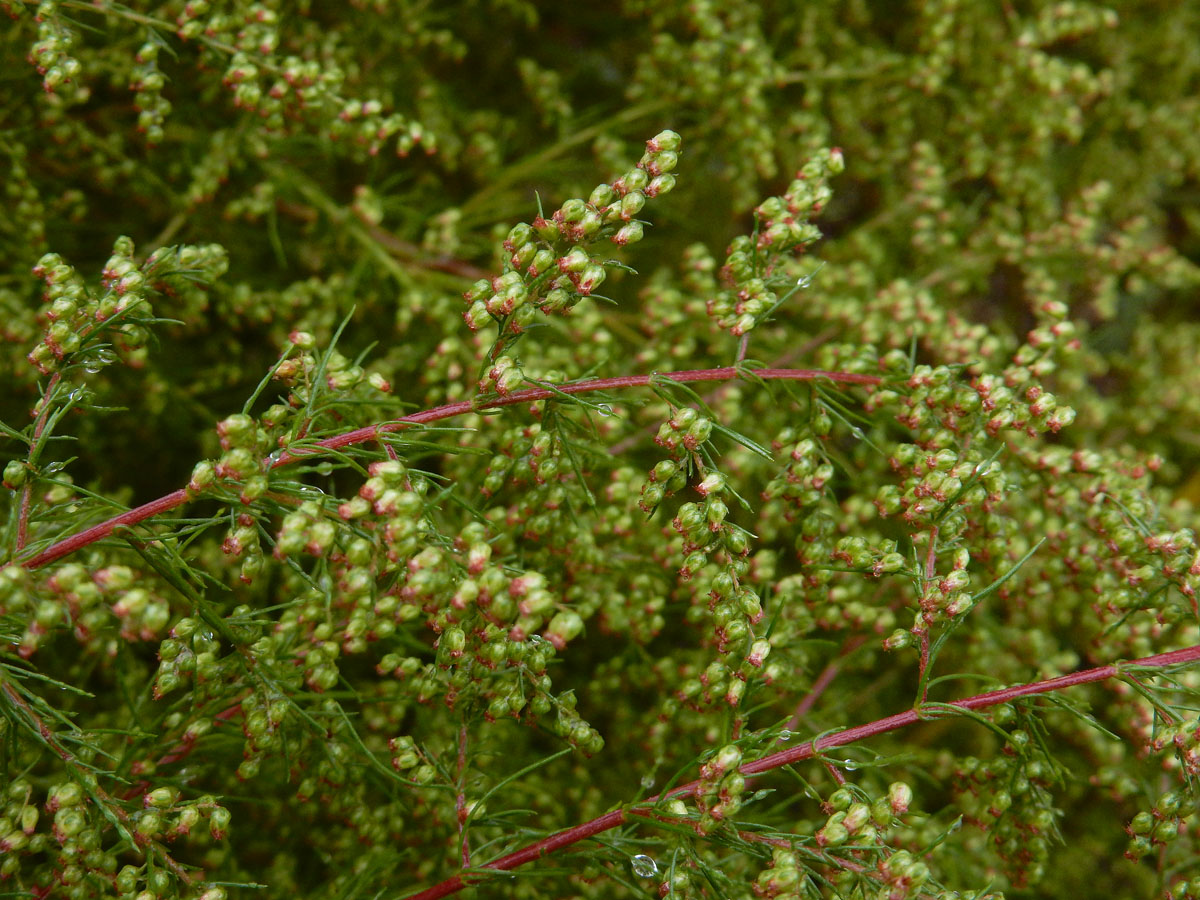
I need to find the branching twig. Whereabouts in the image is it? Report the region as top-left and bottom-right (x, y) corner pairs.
(456, 722), (470, 868)
(401, 642), (1200, 900)
(0, 680), (194, 883)
(13, 366), (880, 571)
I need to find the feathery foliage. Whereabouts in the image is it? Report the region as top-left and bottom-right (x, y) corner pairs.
(3, 2), (1200, 899)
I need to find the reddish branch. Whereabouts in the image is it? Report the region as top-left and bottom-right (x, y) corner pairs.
(13, 366), (880, 571)
(9, 362), (1200, 895)
(786, 634), (867, 734)
(404, 642), (1200, 900)
(456, 722), (471, 868)
(1, 681), (195, 884)
(916, 526), (939, 698)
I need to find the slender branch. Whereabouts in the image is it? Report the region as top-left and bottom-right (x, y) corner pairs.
(785, 634), (867, 734)
(402, 642), (1200, 900)
(15, 373), (61, 552)
(916, 526), (939, 698)
(456, 722), (470, 868)
(0, 680), (194, 883)
(12, 366), (879, 571)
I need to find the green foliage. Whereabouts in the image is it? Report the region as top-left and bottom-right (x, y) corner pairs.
(3, 2), (1200, 899)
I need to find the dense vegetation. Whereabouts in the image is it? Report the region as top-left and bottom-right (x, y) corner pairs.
(3, 2), (1200, 898)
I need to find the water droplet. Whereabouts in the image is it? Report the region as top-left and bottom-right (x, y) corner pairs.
(82, 349), (118, 373)
(596, 404), (613, 416)
(849, 426), (865, 440)
(779, 730), (792, 741)
(528, 634), (545, 645)
(630, 854), (658, 878)
(640, 774), (655, 790)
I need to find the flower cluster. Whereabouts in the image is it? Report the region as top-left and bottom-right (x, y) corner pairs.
(5, 3), (1200, 899)
(27, 238), (227, 376)
(28, 1), (85, 99)
(464, 130), (681, 394)
(950, 713), (1060, 889)
(704, 148), (845, 337)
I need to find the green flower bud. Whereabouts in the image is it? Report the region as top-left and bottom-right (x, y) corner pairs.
(54, 807), (87, 838)
(888, 782), (913, 814)
(116, 865), (140, 894)
(49, 782), (85, 810)
(545, 610), (583, 649)
(816, 820), (848, 847)
(411, 764), (436, 784)
(612, 221), (644, 245)
(144, 787), (178, 809)
(1, 831), (28, 852)
(618, 169), (649, 194)
(646, 130), (681, 153)
(558, 248), (590, 274)
(646, 174), (676, 197)
(619, 191), (646, 220)
(589, 183), (616, 207)
(135, 811), (163, 839)
(505, 222), (533, 249)
(2, 460), (26, 489)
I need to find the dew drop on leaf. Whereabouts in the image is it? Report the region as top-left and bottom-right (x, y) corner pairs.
(630, 854), (658, 878)
(83, 349), (118, 373)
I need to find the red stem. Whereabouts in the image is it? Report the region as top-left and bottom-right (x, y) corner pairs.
(916, 527), (939, 698)
(456, 722), (470, 868)
(1, 681), (194, 883)
(12, 367), (879, 571)
(785, 634), (867, 734)
(402, 642), (1200, 900)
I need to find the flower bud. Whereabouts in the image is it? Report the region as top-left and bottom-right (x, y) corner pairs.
(619, 191), (646, 220)
(2, 459), (27, 489)
(612, 221), (644, 245)
(144, 787), (178, 809)
(646, 130), (681, 153)
(646, 174), (676, 197)
(746, 639), (771, 667)
(888, 781), (913, 814)
(558, 248), (590, 274)
(576, 264), (606, 295)
(816, 820), (848, 847)
(589, 183), (616, 207)
(545, 610), (583, 649)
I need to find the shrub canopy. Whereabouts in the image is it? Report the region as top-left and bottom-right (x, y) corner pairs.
(3, 2), (1200, 899)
